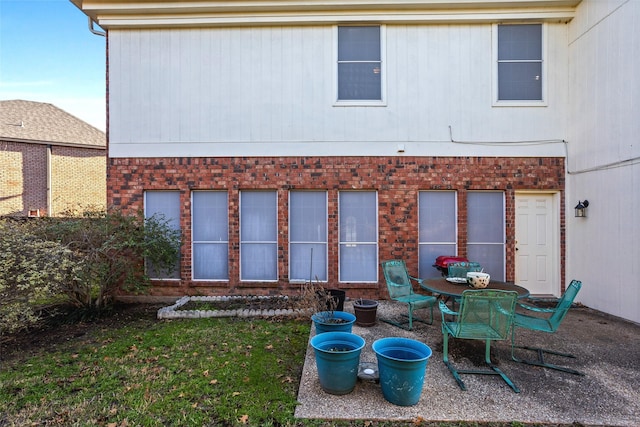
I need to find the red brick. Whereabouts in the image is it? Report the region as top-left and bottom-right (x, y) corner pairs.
(109, 156), (565, 299)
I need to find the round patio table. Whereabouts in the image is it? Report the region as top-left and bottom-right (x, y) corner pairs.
(420, 278), (530, 300)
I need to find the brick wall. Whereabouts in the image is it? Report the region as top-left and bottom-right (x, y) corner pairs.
(108, 156), (565, 300)
(0, 141), (48, 216)
(0, 140), (106, 217)
(51, 146), (106, 214)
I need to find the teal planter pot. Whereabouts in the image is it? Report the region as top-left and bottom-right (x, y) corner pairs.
(311, 311), (356, 334)
(372, 337), (432, 406)
(310, 331), (366, 395)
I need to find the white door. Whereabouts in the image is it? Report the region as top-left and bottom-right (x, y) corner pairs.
(515, 193), (559, 296)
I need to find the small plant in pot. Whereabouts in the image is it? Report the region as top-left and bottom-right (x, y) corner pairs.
(300, 278), (355, 334)
(311, 310), (356, 334)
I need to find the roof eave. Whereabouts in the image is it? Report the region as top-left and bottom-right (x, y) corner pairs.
(71, 0), (581, 28)
(0, 136), (106, 150)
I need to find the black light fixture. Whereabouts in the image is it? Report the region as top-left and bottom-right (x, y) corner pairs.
(574, 200), (589, 218)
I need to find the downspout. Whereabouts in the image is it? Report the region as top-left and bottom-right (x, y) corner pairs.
(88, 17), (106, 37)
(47, 144), (52, 216)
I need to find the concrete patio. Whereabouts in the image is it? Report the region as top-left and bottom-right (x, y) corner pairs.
(295, 299), (640, 426)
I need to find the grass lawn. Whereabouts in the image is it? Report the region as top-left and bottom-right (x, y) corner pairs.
(1, 305), (523, 427)
(1, 309), (309, 426)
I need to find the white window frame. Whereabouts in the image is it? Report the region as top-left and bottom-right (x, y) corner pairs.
(338, 191), (378, 283)
(333, 25), (387, 107)
(418, 191), (458, 279)
(239, 190), (278, 282)
(191, 191), (229, 281)
(288, 191), (328, 283)
(144, 190), (181, 280)
(492, 23), (547, 107)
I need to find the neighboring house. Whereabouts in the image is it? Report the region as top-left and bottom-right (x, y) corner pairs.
(0, 100), (106, 217)
(72, 0), (639, 324)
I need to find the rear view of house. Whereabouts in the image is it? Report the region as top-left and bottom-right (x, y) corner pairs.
(71, 0), (639, 324)
(0, 100), (106, 217)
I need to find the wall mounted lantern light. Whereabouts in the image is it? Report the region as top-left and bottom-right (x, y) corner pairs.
(574, 200), (589, 218)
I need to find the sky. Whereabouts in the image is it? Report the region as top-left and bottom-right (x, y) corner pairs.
(0, 0), (106, 131)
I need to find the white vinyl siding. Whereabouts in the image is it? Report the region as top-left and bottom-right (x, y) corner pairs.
(566, 0), (640, 324)
(467, 192), (505, 281)
(418, 191), (458, 279)
(289, 191), (328, 282)
(108, 24), (567, 158)
(339, 191), (378, 282)
(240, 191), (278, 281)
(144, 191), (181, 279)
(192, 191), (229, 280)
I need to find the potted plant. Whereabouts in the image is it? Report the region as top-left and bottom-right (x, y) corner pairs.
(353, 298), (379, 326)
(301, 278), (354, 333)
(311, 310), (356, 334)
(311, 288), (355, 333)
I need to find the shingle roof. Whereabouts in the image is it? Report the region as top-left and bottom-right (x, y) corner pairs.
(0, 100), (105, 147)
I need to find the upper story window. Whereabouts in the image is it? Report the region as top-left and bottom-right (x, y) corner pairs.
(495, 24), (545, 104)
(336, 25), (384, 104)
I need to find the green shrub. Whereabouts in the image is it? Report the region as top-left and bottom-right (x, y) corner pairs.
(29, 208), (181, 310)
(0, 209), (181, 329)
(0, 220), (79, 335)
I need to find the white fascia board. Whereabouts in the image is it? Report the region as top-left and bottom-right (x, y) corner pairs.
(97, 10), (576, 28)
(75, 0), (582, 14)
(108, 140), (567, 158)
(75, 1), (579, 28)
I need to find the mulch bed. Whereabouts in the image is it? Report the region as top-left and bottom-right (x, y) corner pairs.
(0, 303), (163, 364)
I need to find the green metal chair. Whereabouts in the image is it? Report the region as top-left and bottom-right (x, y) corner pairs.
(380, 260), (437, 330)
(445, 261), (483, 308)
(511, 280), (584, 375)
(447, 261), (483, 279)
(440, 289), (520, 393)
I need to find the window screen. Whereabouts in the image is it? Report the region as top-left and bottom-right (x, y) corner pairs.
(338, 26), (382, 101)
(240, 191), (277, 281)
(467, 192), (505, 281)
(144, 191), (180, 279)
(418, 191), (457, 278)
(289, 191), (328, 282)
(339, 191), (378, 282)
(498, 24), (542, 101)
(192, 191), (228, 280)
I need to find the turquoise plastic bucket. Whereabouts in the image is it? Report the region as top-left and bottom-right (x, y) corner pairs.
(310, 332), (365, 395)
(311, 311), (356, 334)
(372, 337), (432, 406)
